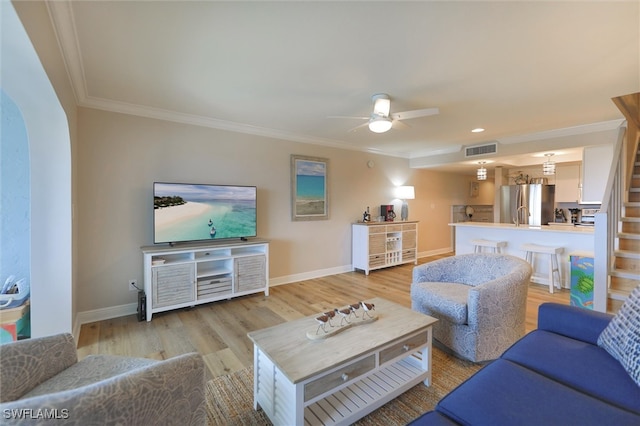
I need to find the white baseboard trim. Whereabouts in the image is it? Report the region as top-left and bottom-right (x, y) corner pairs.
(73, 265), (353, 331)
(269, 264), (353, 287)
(418, 247), (453, 258)
(72, 250), (454, 334)
(74, 302), (137, 337)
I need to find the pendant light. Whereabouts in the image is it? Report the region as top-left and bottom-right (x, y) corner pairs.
(477, 162), (487, 181)
(543, 153), (556, 175)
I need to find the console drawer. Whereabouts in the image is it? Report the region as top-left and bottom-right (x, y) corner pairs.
(304, 354), (375, 402)
(380, 332), (428, 365)
(402, 249), (416, 262)
(369, 254), (386, 268)
(197, 276), (232, 299)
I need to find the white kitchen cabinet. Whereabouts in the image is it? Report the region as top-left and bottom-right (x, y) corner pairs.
(142, 239), (268, 321)
(352, 222), (418, 275)
(580, 145), (613, 204)
(555, 164), (580, 203)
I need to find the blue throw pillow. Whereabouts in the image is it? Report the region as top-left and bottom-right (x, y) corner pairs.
(597, 285), (640, 387)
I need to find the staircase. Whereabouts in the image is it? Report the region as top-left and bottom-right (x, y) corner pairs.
(596, 92), (640, 313)
(609, 146), (640, 312)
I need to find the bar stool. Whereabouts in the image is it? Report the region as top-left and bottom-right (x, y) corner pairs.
(521, 243), (564, 293)
(471, 239), (507, 254)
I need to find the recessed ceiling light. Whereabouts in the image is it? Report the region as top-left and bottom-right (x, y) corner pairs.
(471, 128), (485, 133)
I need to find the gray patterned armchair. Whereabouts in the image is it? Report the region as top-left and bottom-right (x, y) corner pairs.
(0, 333), (206, 425)
(411, 254), (532, 362)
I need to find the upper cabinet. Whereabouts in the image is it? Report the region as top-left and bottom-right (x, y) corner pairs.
(580, 145), (613, 204)
(555, 164), (580, 203)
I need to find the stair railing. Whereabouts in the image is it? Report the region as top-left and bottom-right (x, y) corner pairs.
(594, 123), (627, 312)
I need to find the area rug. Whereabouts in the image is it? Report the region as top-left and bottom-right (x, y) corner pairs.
(206, 348), (482, 425)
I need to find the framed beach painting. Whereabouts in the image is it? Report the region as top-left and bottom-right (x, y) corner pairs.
(291, 155), (329, 221)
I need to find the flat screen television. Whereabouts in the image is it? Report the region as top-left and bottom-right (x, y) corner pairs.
(153, 182), (257, 244)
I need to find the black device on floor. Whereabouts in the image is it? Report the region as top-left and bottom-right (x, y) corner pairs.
(137, 290), (146, 322)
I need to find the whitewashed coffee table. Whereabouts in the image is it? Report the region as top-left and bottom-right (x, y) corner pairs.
(247, 297), (437, 426)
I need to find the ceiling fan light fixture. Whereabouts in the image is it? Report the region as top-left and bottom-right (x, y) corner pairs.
(372, 94), (391, 116)
(369, 116), (393, 133)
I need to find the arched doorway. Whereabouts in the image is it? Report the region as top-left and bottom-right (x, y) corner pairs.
(1, 2), (72, 337)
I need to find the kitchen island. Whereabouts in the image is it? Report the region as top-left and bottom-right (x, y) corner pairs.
(450, 222), (594, 289)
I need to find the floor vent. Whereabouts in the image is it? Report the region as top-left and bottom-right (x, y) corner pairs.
(465, 143), (497, 157)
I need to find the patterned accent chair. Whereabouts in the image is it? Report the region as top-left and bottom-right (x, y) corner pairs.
(411, 254), (532, 362)
(0, 333), (206, 425)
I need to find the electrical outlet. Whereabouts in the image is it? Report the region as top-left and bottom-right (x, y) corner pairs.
(128, 279), (138, 292)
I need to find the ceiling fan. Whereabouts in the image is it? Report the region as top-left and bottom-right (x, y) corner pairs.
(330, 94), (439, 133)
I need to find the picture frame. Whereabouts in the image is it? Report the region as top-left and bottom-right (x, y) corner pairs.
(291, 155), (329, 221)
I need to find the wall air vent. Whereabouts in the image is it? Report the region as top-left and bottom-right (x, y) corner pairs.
(465, 143), (497, 157)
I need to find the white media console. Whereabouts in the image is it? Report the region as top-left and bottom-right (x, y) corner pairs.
(141, 239), (269, 321)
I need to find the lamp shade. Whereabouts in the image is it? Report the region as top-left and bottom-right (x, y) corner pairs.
(396, 186), (415, 200)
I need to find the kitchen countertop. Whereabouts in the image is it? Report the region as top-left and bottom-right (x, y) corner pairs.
(449, 222), (594, 234)
(354, 220), (419, 225)
(452, 221), (595, 288)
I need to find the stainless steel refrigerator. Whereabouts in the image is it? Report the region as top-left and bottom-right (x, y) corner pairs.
(500, 184), (555, 226)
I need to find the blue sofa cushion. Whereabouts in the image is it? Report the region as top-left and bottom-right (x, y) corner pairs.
(435, 359), (640, 426)
(598, 285), (640, 387)
(538, 302), (612, 345)
(407, 410), (460, 425)
(502, 329), (640, 414)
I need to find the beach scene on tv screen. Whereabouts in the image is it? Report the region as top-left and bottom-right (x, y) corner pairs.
(154, 183), (256, 243)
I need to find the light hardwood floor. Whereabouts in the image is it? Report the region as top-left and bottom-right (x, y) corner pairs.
(78, 253), (569, 381)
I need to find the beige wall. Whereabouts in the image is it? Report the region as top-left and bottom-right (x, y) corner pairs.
(13, 1), (474, 318)
(75, 107), (471, 313)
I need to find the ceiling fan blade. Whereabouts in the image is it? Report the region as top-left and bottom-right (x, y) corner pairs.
(391, 120), (410, 130)
(348, 122), (371, 133)
(390, 107), (439, 121)
(327, 115), (369, 120)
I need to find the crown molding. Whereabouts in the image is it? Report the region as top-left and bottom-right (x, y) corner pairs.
(82, 95), (406, 157)
(497, 119), (624, 145)
(409, 144), (463, 159)
(46, 1), (622, 162)
(46, 1), (408, 158)
(46, 0), (86, 104)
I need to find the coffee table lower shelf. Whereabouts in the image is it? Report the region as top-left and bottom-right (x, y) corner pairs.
(254, 347), (431, 426)
(304, 356), (427, 425)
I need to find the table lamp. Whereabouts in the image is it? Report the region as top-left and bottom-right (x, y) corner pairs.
(396, 186), (415, 221)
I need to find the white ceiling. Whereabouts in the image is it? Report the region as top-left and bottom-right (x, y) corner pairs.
(46, 1), (639, 173)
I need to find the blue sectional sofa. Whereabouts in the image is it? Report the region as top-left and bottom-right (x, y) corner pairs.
(410, 303), (640, 425)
